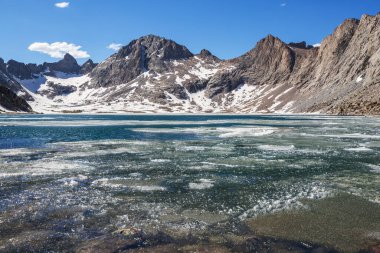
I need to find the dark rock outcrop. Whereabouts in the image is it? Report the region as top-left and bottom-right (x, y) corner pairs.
(6, 54), (82, 79)
(80, 59), (97, 74)
(27, 63), (45, 75)
(6, 60), (33, 80)
(38, 82), (77, 99)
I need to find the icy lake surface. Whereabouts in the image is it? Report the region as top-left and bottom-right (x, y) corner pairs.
(0, 114), (379, 250)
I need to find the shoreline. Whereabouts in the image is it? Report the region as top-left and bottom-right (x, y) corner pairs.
(0, 111), (378, 117)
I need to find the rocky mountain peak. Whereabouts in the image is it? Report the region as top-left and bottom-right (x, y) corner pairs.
(89, 35), (194, 88)
(260, 34), (286, 47)
(198, 49), (220, 61)
(199, 49), (212, 57)
(242, 34), (292, 59)
(43, 53), (81, 74)
(83, 59), (94, 65)
(63, 53), (77, 62)
(241, 34), (294, 73)
(117, 34), (193, 61)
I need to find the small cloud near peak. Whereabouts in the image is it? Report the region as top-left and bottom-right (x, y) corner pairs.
(107, 43), (123, 51)
(28, 42), (90, 59)
(280, 3), (287, 7)
(313, 43), (321, 48)
(55, 2), (70, 8)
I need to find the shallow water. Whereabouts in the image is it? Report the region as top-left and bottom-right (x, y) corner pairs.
(0, 114), (379, 251)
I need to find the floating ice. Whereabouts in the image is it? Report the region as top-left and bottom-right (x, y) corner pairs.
(129, 185), (167, 192)
(189, 179), (215, 190)
(218, 127), (276, 138)
(366, 164), (380, 173)
(258, 145), (296, 152)
(345, 147), (373, 152)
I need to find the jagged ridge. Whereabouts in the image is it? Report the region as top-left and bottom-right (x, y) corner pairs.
(1, 13), (379, 114)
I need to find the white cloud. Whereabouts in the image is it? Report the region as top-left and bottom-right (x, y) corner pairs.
(28, 42), (90, 58)
(55, 2), (70, 8)
(280, 3), (287, 7)
(107, 43), (123, 51)
(313, 43), (321, 48)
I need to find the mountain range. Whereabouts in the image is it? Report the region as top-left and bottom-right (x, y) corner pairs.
(0, 13), (379, 114)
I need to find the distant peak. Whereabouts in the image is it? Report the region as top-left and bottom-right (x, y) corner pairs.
(259, 34), (286, 45)
(42, 53), (80, 74)
(80, 59), (97, 74)
(83, 59), (94, 65)
(199, 49), (212, 57)
(63, 53), (76, 62)
(254, 35), (286, 49)
(198, 49), (220, 61)
(130, 34), (185, 48)
(139, 34), (165, 40)
(118, 34), (193, 61)
(288, 41), (314, 50)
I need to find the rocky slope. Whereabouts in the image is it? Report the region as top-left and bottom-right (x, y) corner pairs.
(0, 12), (379, 114)
(0, 85), (32, 112)
(0, 58), (32, 112)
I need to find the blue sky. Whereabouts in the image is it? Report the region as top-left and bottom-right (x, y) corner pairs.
(0, 0), (379, 64)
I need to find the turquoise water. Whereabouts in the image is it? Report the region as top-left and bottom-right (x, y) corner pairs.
(0, 114), (379, 251)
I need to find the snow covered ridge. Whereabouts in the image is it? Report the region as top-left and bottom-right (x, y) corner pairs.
(0, 34), (298, 114)
(17, 63), (296, 114)
(3, 12), (380, 115)
(8, 37), (297, 114)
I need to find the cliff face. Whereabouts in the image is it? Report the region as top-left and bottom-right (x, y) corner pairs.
(203, 13), (380, 114)
(294, 14), (380, 114)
